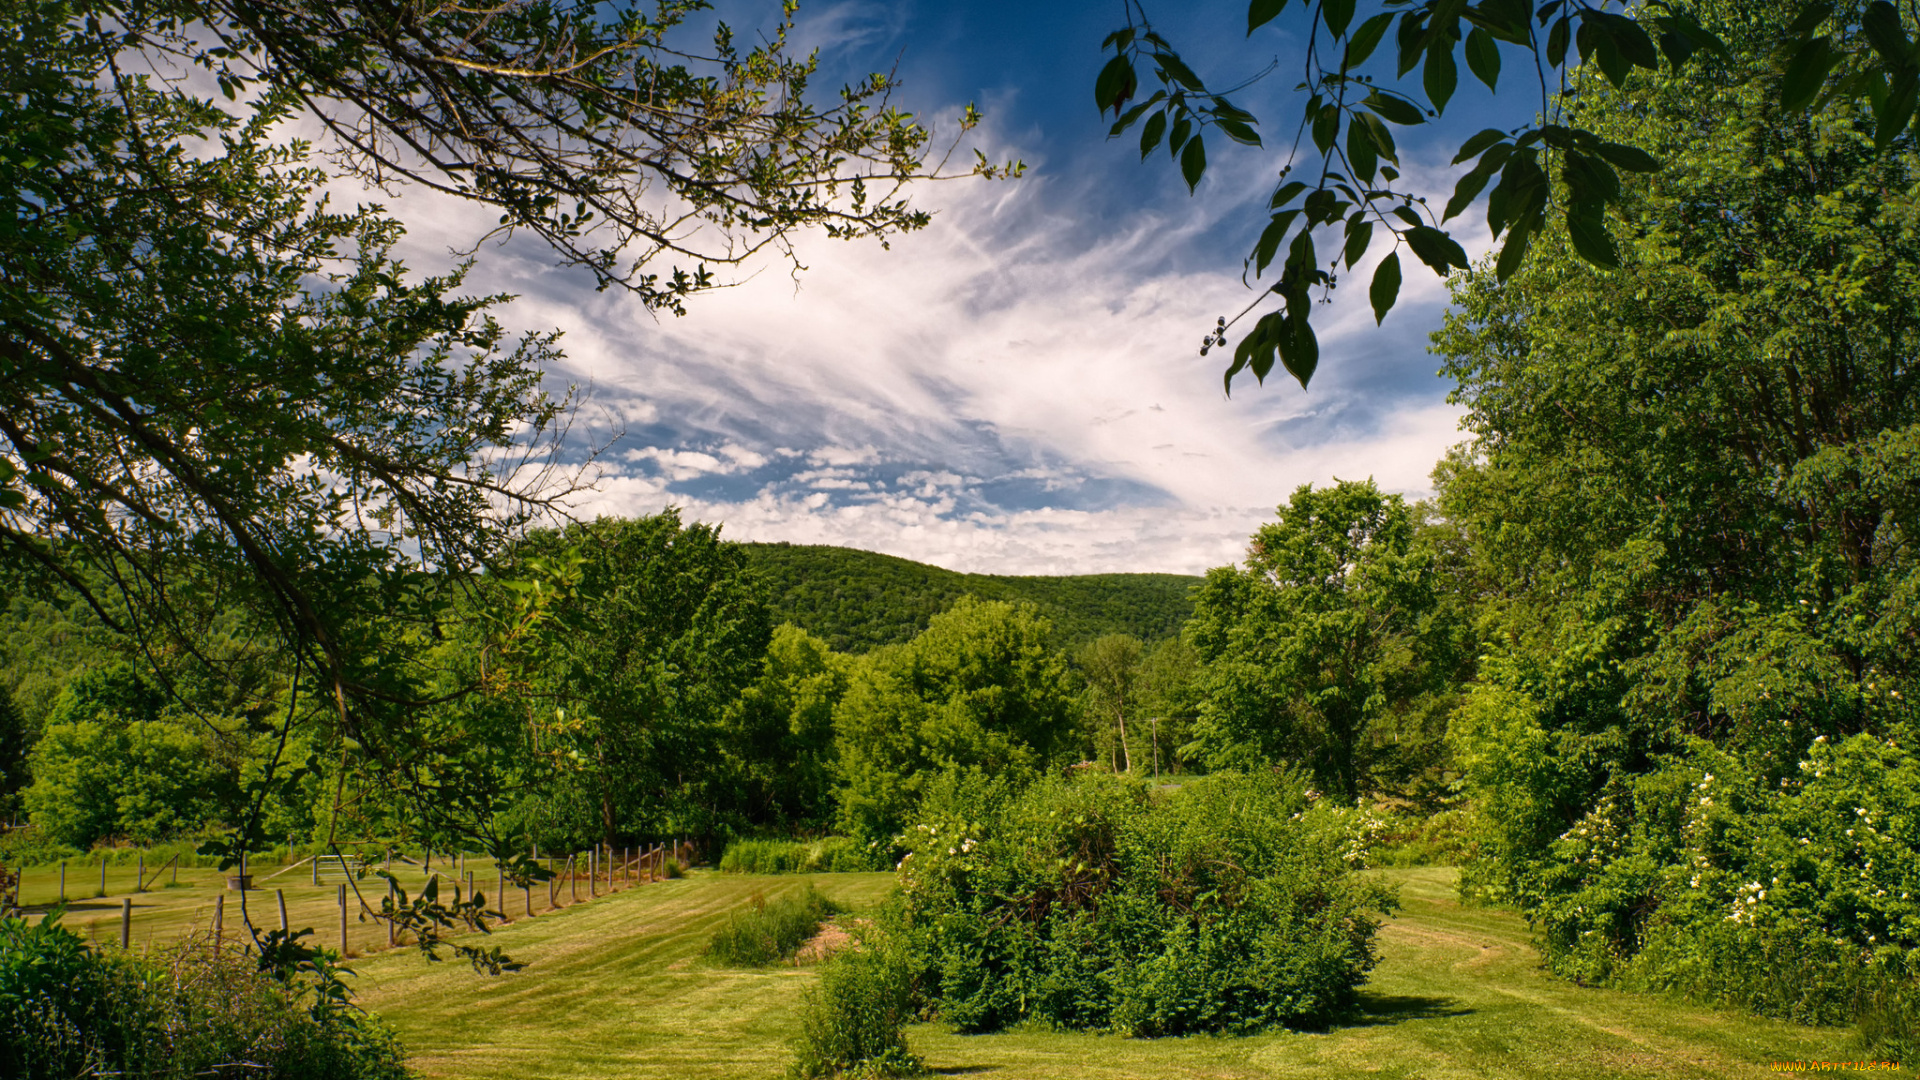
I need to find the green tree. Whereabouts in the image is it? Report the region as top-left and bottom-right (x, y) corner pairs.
(834, 597), (1077, 842)
(1093, 0), (1917, 391)
(1187, 480), (1458, 801)
(1430, 0), (1920, 1032)
(1079, 633), (1146, 773)
(718, 624), (849, 833)
(501, 513), (772, 849)
(1138, 635), (1205, 777)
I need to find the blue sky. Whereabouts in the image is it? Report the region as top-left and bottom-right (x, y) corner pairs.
(404, 0), (1537, 575)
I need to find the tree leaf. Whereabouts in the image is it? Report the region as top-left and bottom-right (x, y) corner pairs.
(1169, 115), (1193, 155)
(1095, 55), (1136, 114)
(1108, 92), (1166, 136)
(1157, 52), (1207, 91)
(1862, 2), (1911, 66)
(1782, 36), (1840, 113)
(1363, 91), (1425, 126)
(1547, 15), (1571, 68)
(1397, 11), (1430, 77)
(1325, 0), (1357, 39)
(1252, 210), (1301, 275)
(1452, 128), (1508, 164)
(1269, 180), (1308, 208)
(1405, 225), (1471, 274)
(1875, 69), (1918, 150)
(1789, 1), (1837, 36)
(1493, 206), (1537, 280)
(1347, 116), (1378, 182)
(1181, 134), (1207, 192)
(1370, 251), (1401, 325)
(1248, 0), (1289, 34)
(1445, 169), (1493, 221)
(1346, 13), (1395, 68)
(1596, 141), (1660, 173)
(1313, 103), (1340, 151)
(1344, 217), (1374, 268)
(1566, 205), (1620, 268)
(1424, 35), (1458, 113)
(1280, 314), (1319, 389)
(1140, 111), (1168, 158)
(1561, 149), (1620, 208)
(1466, 28), (1501, 90)
(1217, 116), (1263, 146)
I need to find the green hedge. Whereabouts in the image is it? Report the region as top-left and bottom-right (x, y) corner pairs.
(706, 885), (844, 967)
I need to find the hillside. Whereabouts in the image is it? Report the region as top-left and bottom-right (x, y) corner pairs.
(740, 543), (1201, 653)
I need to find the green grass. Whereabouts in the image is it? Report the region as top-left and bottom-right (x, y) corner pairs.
(342, 867), (1871, 1080)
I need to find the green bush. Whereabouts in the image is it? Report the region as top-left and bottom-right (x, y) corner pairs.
(890, 770), (1396, 1036)
(0, 910), (410, 1079)
(788, 936), (922, 1079)
(1369, 805), (1473, 868)
(719, 837), (883, 874)
(706, 885), (843, 967)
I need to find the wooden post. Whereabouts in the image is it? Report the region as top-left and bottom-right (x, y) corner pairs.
(387, 877), (397, 948)
(171, 858), (178, 887)
(312, 854), (319, 886)
(213, 894), (225, 942)
(338, 884), (348, 956)
(571, 854), (579, 903)
(277, 889), (289, 933)
(98, 858), (107, 898)
(137, 854), (144, 893)
(589, 847), (597, 898)
(59, 861), (66, 903)
(498, 861), (507, 922)
(120, 897), (131, 948)
(523, 877), (532, 918)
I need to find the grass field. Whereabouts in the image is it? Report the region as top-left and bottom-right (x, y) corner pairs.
(327, 868), (1868, 1080)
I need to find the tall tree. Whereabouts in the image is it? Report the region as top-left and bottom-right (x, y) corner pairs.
(834, 597), (1077, 842)
(1079, 633), (1146, 773)
(1187, 480), (1457, 800)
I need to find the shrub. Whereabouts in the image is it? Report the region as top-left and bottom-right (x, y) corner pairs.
(706, 885), (843, 967)
(788, 935), (922, 1079)
(890, 770), (1396, 1036)
(0, 910), (410, 1079)
(720, 837), (884, 874)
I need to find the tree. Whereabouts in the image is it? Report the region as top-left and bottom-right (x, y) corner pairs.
(1094, 0), (1920, 392)
(834, 597), (1078, 842)
(1187, 480), (1458, 800)
(1138, 635), (1205, 777)
(1430, 0), (1920, 1028)
(1079, 633), (1146, 773)
(498, 513), (772, 849)
(716, 624), (848, 834)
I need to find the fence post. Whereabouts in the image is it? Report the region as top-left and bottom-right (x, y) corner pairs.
(213, 894), (224, 943)
(498, 861), (507, 922)
(571, 855), (579, 903)
(312, 854), (319, 887)
(137, 854), (144, 893)
(338, 883), (348, 956)
(97, 858), (106, 898)
(387, 877), (397, 949)
(523, 876), (532, 919)
(59, 861), (66, 903)
(590, 847), (597, 898)
(120, 897), (131, 949)
(277, 888), (289, 933)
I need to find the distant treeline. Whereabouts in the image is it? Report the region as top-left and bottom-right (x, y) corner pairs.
(741, 543), (1200, 653)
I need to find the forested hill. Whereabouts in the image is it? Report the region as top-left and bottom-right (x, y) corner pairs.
(740, 543), (1202, 653)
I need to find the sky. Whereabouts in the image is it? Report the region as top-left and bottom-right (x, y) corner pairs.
(396, 0), (1534, 576)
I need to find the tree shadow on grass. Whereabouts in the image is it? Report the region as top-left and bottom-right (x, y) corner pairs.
(931, 1067), (997, 1075)
(1348, 991), (1475, 1028)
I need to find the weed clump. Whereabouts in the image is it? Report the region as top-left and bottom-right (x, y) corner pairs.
(706, 885), (843, 967)
(719, 837), (881, 874)
(787, 937), (921, 1078)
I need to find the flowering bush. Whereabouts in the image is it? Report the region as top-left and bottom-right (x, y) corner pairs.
(887, 770), (1395, 1036)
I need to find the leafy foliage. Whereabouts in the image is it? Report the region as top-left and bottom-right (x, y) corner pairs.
(1187, 481), (1470, 801)
(888, 771), (1394, 1036)
(705, 885), (845, 967)
(0, 911), (409, 1079)
(743, 543), (1200, 653)
(832, 598), (1079, 843)
(1096, 0), (1920, 392)
(1432, 0), (1920, 1049)
(718, 837), (883, 875)
(786, 933), (923, 1079)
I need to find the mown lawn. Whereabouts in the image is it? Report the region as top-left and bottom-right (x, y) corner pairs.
(344, 867), (1865, 1079)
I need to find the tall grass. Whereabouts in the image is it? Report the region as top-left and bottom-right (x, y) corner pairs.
(705, 886), (843, 967)
(717, 837), (880, 875)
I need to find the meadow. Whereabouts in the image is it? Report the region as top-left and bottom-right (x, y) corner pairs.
(335, 869), (1855, 1079)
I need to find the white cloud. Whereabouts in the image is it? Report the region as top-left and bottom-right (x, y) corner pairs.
(369, 112), (1478, 576)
